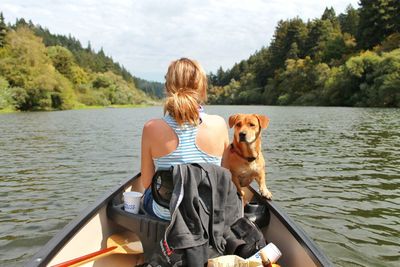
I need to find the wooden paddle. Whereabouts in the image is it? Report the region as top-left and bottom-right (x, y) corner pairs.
(51, 232), (143, 267)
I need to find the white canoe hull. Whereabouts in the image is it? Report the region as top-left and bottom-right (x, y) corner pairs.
(25, 174), (332, 267)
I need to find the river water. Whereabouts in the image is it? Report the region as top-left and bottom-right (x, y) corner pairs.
(0, 106), (399, 267)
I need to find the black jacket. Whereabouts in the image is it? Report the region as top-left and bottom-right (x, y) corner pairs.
(162, 163), (243, 266)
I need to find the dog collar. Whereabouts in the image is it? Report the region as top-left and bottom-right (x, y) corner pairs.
(230, 144), (258, 162)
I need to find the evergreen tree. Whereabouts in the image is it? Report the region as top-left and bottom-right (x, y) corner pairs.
(269, 18), (308, 71)
(321, 7), (340, 28)
(338, 4), (360, 37)
(304, 18), (341, 62)
(357, 0), (400, 49)
(87, 41), (92, 52)
(215, 66), (226, 86)
(0, 12), (7, 47)
(252, 48), (271, 87)
(15, 18), (28, 28)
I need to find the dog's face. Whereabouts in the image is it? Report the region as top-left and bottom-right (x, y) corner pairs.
(229, 114), (269, 143)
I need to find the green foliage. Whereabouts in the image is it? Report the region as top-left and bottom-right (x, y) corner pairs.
(351, 49), (400, 107)
(305, 18), (342, 62)
(0, 13), (154, 112)
(269, 57), (331, 105)
(208, 3), (400, 108)
(270, 18), (308, 70)
(77, 71), (147, 106)
(0, 76), (13, 109)
(374, 49), (400, 106)
(357, 0), (400, 50)
(322, 49), (400, 107)
(0, 27), (79, 110)
(47, 46), (75, 76)
(134, 77), (164, 98)
(0, 12), (7, 47)
(338, 4), (359, 37)
(375, 33), (400, 52)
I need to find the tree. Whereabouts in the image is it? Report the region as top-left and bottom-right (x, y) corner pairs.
(0, 26), (76, 110)
(338, 4), (360, 37)
(0, 12), (155, 111)
(0, 12), (7, 47)
(269, 18), (308, 71)
(372, 49), (400, 107)
(272, 57), (330, 105)
(357, 0), (400, 50)
(47, 46), (75, 76)
(215, 66), (227, 86)
(321, 7), (340, 29)
(252, 48), (271, 87)
(304, 18), (342, 63)
(322, 33), (356, 64)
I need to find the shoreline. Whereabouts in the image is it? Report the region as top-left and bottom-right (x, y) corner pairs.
(0, 103), (160, 114)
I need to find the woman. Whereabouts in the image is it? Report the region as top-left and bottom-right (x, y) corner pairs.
(140, 58), (229, 220)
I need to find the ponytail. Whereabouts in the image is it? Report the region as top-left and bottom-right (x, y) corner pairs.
(164, 90), (200, 125)
(164, 58), (207, 125)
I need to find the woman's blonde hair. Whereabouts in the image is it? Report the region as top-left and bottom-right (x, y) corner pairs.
(164, 58), (208, 125)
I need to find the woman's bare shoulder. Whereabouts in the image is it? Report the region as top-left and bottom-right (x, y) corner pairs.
(142, 118), (166, 134)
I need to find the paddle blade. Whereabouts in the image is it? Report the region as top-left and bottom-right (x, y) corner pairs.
(107, 232), (143, 254)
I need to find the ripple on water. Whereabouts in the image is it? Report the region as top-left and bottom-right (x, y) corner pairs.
(1, 106), (400, 267)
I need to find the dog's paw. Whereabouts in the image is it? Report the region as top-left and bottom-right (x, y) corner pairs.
(260, 187), (272, 199)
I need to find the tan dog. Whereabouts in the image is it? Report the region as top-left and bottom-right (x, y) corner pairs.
(222, 113), (272, 199)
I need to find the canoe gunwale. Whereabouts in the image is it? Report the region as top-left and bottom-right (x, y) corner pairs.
(24, 174), (139, 267)
(248, 185), (334, 267)
(25, 173), (333, 267)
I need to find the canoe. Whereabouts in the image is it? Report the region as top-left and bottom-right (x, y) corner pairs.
(25, 173), (333, 267)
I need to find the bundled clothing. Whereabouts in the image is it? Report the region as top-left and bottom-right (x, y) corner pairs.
(147, 163), (243, 267)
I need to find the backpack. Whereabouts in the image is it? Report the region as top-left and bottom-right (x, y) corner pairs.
(225, 216), (267, 258)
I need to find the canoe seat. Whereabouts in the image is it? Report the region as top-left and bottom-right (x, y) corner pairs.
(107, 200), (168, 262)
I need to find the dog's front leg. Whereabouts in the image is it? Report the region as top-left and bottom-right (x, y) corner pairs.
(257, 172), (272, 199)
(232, 176), (245, 197)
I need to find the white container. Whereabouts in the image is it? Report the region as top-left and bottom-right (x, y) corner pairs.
(123, 191), (142, 214)
(247, 242), (282, 264)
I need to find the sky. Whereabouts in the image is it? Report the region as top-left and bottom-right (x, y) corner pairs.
(1, 0), (359, 82)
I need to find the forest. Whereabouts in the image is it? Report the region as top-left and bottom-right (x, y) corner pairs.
(208, 0), (400, 107)
(1, 1), (399, 111)
(0, 15), (163, 112)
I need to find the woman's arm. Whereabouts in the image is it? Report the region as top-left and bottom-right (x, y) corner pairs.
(221, 116), (230, 168)
(140, 121), (155, 189)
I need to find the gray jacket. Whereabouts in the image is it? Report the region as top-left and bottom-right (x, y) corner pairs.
(163, 163), (243, 266)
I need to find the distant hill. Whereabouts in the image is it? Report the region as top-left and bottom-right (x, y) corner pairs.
(0, 14), (163, 111)
(134, 77), (165, 99)
(208, 2), (400, 107)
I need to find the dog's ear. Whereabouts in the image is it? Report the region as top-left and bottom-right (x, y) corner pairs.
(256, 114), (270, 129)
(229, 114), (240, 128)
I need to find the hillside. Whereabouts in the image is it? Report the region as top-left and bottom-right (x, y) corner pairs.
(0, 14), (163, 111)
(208, 2), (400, 107)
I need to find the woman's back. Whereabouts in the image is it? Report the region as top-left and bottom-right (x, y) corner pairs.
(141, 112), (228, 188)
(154, 113), (222, 169)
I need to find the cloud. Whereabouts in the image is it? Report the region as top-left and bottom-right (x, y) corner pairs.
(1, 0), (359, 81)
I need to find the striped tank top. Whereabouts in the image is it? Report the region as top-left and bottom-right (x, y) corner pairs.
(152, 112), (222, 219)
